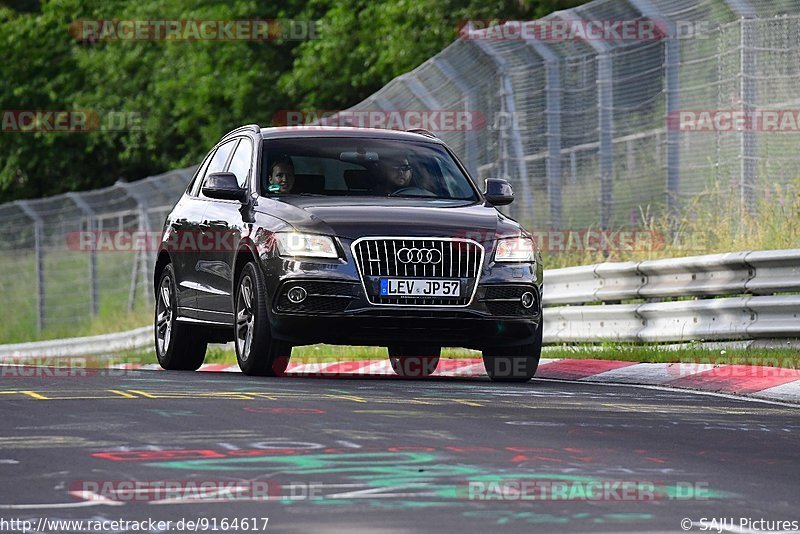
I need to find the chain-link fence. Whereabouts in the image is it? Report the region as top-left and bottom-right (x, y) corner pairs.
(342, 0), (800, 230)
(0, 168), (194, 341)
(2, 0), (799, 340)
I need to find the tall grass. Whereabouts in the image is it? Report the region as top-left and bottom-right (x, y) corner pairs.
(543, 178), (800, 268)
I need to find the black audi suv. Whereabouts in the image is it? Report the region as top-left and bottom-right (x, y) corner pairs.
(154, 125), (543, 381)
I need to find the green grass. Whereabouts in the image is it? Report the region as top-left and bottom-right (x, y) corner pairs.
(540, 177), (800, 269)
(543, 343), (800, 367)
(85, 343), (799, 370)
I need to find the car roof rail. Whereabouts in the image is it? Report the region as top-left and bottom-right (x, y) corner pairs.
(222, 124), (261, 139)
(406, 128), (438, 139)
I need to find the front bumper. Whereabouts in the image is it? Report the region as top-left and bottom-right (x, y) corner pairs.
(259, 238), (542, 349)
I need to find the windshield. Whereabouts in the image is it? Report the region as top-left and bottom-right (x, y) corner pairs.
(260, 138), (479, 201)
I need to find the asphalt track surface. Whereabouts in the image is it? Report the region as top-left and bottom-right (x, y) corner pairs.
(1, 365), (799, 533)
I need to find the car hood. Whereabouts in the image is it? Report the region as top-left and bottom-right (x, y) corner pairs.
(254, 196), (523, 241)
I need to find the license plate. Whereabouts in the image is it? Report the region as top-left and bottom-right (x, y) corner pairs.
(380, 278), (461, 297)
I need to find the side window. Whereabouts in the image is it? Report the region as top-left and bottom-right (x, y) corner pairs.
(188, 150), (215, 197)
(227, 138), (253, 189)
(206, 140), (237, 175)
(199, 139), (237, 198)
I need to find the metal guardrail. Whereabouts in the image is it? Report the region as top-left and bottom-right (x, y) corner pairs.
(0, 327), (151, 359)
(542, 249), (800, 343)
(0, 249), (797, 357)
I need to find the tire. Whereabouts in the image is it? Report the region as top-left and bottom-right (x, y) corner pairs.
(482, 321), (543, 383)
(388, 345), (441, 378)
(154, 263), (208, 370)
(234, 261), (292, 376)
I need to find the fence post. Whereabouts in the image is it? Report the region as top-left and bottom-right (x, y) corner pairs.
(401, 73), (442, 112)
(528, 41), (562, 229)
(432, 57), (479, 178)
(470, 34), (531, 222)
(560, 11), (614, 230)
(17, 201), (45, 333)
(597, 57), (614, 230)
(723, 0), (758, 216)
(627, 0), (682, 221)
(67, 193), (98, 317)
(117, 182), (154, 310)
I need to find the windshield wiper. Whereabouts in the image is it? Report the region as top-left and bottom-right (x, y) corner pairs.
(388, 194), (442, 198)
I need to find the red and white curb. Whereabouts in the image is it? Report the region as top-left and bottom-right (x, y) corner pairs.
(113, 358), (800, 405)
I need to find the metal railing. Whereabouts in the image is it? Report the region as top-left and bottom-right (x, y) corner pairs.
(542, 249), (800, 343)
(1, 249), (797, 357)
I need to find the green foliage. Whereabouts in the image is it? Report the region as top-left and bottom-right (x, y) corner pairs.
(279, 0), (585, 109)
(0, 0), (585, 202)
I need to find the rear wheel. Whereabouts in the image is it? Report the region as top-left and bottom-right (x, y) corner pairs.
(154, 264), (207, 370)
(235, 261), (292, 376)
(388, 345), (441, 377)
(482, 321), (542, 383)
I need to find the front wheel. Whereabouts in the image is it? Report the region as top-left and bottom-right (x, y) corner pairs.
(235, 262), (292, 376)
(154, 263), (207, 370)
(482, 322), (542, 383)
(388, 345), (441, 377)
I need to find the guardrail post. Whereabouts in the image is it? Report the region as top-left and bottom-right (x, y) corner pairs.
(67, 193), (99, 317)
(17, 201), (45, 333)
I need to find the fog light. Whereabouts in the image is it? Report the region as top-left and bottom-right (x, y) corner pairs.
(520, 291), (535, 309)
(287, 286), (307, 304)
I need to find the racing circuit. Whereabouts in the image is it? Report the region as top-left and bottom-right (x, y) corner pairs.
(0, 366), (798, 533)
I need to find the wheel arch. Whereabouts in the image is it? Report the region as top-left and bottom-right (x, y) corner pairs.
(153, 250), (172, 294)
(233, 240), (260, 299)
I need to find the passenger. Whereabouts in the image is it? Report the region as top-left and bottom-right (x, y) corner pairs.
(267, 156), (295, 194)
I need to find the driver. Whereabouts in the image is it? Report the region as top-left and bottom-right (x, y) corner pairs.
(376, 157), (412, 195)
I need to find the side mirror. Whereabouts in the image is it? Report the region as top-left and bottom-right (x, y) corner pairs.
(202, 172), (247, 202)
(484, 178), (514, 206)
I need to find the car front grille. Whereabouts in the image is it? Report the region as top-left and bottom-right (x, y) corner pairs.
(352, 237), (484, 306)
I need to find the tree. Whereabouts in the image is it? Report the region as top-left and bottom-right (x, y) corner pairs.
(0, 0), (587, 202)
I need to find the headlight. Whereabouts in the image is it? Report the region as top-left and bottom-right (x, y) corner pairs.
(494, 237), (535, 262)
(276, 232), (339, 259)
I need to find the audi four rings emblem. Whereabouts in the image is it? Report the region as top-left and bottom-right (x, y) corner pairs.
(396, 247), (442, 264)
